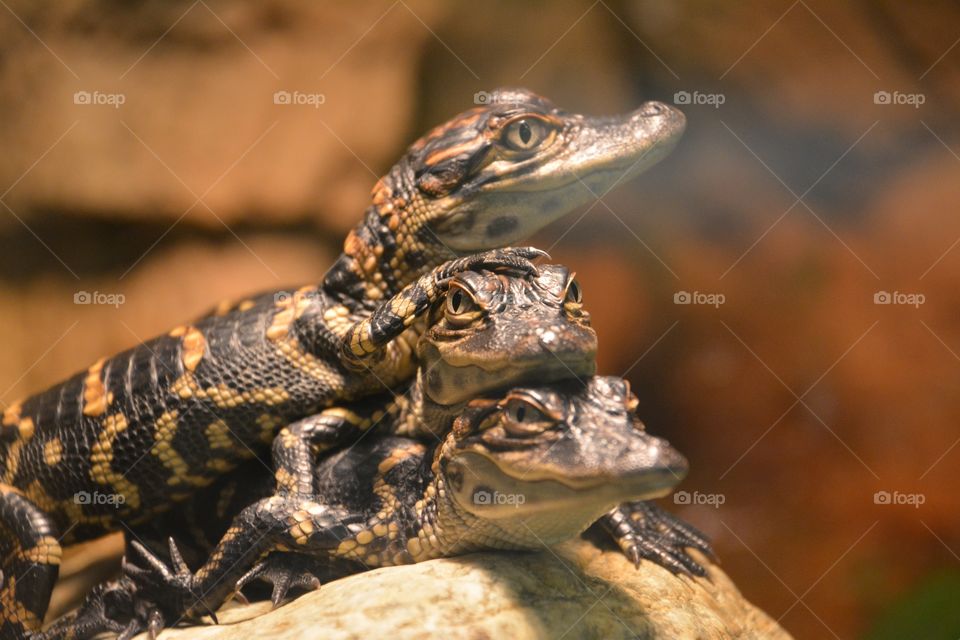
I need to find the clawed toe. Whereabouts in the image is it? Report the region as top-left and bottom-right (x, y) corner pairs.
(602, 501), (714, 577)
(235, 552), (323, 608)
(444, 247), (548, 282)
(35, 578), (141, 640)
(631, 503), (714, 560)
(121, 537), (216, 632)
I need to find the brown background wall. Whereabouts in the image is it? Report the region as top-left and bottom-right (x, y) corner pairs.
(2, 1), (959, 637)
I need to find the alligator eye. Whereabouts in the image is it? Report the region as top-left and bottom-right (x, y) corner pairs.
(564, 279), (583, 305)
(444, 285), (481, 326)
(507, 401), (533, 423)
(502, 399), (552, 437)
(502, 118), (550, 152)
(447, 289), (475, 314)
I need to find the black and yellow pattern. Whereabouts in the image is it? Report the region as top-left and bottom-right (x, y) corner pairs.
(0, 88), (686, 637)
(52, 377), (709, 638)
(270, 263), (597, 501)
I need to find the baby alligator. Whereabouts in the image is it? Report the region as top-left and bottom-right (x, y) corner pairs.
(45, 377), (710, 639)
(0, 88), (684, 638)
(127, 261), (598, 573)
(269, 262), (597, 498)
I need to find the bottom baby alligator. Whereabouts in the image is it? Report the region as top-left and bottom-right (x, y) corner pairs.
(42, 376), (710, 639)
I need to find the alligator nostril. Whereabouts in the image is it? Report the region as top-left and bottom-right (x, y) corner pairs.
(638, 101), (667, 117)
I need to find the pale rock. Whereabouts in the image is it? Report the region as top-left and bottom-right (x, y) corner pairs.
(131, 540), (791, 640)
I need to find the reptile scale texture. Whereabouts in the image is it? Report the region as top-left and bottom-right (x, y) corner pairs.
(57, 267), (709, 638)
(0, 88), (686, 638)
(43, 377), (711, 640)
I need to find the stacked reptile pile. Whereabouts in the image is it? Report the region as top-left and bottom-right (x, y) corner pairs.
(0, 88), (709, 639)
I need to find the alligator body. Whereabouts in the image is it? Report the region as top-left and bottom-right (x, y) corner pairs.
(0, 88), (684, 638)
(269, 262), (597, 493)
(45, 377), (711, 640)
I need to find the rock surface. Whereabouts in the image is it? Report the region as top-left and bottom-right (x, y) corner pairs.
(131, 540), (790, 640)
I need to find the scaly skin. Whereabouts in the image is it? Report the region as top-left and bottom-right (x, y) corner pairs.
(44, 377), (710, 639)
(39, 262), (600, 638)
(0, 87), (684, 638)
(270, 263), (597, 498)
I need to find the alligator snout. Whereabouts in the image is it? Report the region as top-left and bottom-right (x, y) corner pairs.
(634, 101), (671, 118)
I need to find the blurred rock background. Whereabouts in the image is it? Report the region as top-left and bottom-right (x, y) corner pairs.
(1, 1), (959, 637)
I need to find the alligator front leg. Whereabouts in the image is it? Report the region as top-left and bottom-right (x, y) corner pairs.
(118, 495), (362, 636)
(339, 246), (546, 363)
(274, 246), (545, 498)
(270, 396), (399, 497)
(233, 551), (330, 608)
(596, 500), (714, 577)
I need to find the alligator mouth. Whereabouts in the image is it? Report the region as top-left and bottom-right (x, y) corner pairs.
(478, 101), (686, 194)
(478, 141), (674, 195)
(433, 333), (597, 374)
(430, 100), (685, 252)
(462, 353), (595, 376)
(424, 356), (595, 406)
(455, 449), (684, 501)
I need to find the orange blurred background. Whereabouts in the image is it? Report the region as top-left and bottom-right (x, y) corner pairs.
(2, 2), (959, 637)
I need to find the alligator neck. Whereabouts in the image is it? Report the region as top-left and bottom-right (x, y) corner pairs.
(322, 166), (455, 305)
(394, 371), (463, 439)
(408, 466), (485, 560)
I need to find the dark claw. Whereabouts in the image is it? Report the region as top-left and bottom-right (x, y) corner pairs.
(131, 540), (174, 580)
(122, 536), (218, 634)
(599, 501), (714, 577)
(229, 589), (251, 606)
(36, 578), (141, 640)
(472, 246), (548, 277)
(235, 552), (323, 608)
(168, 537), (191, 574)
(147, 609), (165, 640)
(628, 502), (715, 562)
(443, 247), (549, 282)
(118, 618), (141, 640)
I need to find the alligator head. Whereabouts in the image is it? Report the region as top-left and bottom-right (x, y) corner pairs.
(381, 87), (685, 253)
(417, 264), (597, 407)
(438, 376), (687, 547)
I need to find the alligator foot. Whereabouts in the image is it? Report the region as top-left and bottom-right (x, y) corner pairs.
(598, 500), (714, 577)
(36, 577), (151, 640)
(116, 538), (217, 639)
(342, 246), (548, 362)
(235, 551), (324, 607)
(436, 246), (548, 281)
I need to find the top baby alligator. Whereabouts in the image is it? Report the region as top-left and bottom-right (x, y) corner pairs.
(0, 87), (685, 637)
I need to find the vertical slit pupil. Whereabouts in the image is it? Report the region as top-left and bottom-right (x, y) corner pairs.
(519, 121), (531, 144)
